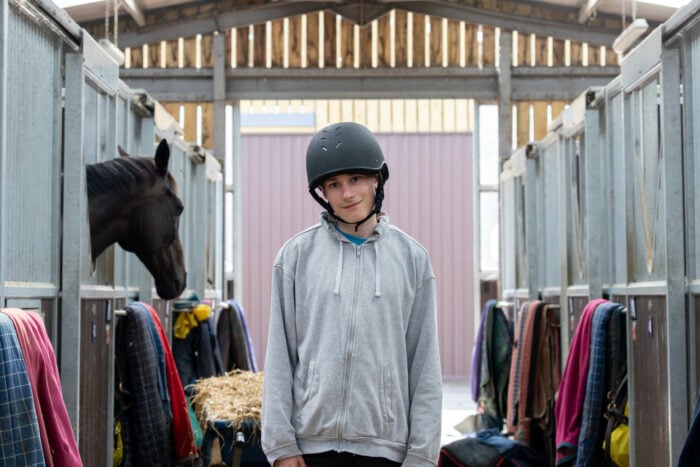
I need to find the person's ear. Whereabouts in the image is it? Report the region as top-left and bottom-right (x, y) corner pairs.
(373, 174), (379, 188)
(318, 186), (328, 200)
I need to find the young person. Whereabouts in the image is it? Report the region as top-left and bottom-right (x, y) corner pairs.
(262, 122), (443, 467)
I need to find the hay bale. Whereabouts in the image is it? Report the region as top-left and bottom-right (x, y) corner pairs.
(191, 370), (263, 432)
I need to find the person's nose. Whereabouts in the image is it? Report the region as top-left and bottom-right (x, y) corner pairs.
(342, 182), (355, 199)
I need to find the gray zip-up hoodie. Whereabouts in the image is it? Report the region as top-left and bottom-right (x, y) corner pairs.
(262, 212), (442, 466)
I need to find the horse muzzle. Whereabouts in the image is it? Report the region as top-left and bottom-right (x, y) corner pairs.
(141, 240), (188, 300)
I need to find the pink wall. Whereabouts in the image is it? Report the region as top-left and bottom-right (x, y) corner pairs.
(241, 132), (475, 378)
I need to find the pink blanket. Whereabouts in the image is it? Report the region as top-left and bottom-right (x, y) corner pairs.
(2, 308), (82, 467)
(554, 298), (607, 465)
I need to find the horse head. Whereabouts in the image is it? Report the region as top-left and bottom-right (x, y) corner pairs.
(86, 139), (187, 299)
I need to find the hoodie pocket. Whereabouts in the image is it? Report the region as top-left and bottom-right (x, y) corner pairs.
(300, 360), (319, 410)
(382, 362), (395, 423)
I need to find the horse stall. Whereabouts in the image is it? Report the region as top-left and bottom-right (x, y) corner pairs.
(527, 133), (567, 352)
(675, 0), (700, 426)
(0, 0), (77, 335)
(1, 1), (224, 464)
(499, 146), (531, 315)
(498, 2), (700, 464)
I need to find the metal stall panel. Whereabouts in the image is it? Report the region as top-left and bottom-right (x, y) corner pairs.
(114, 82), (154, 298)
(501, 147), (530, 306)
(605, 82), (629, 292)
(678, 8), (700, 406)
(625, 77), (666, 284)
(79, 46), (122, 467)
(204, 153), (224, 301)
(561, 96), (590, 321)
(538, 134), (563, 299)
(514, 168), (528, 298)
(80, 74), (118, 288)
(0, 1), (68, 342)
(150, 140), (190, 324)
(628, 295), (670, 466)
(536, 132), (569, 352)
(621, 25), (680, 466)
(501, 147), (537, 310)
(62, 31), (124, 465)
(175, 146), (223, 302)
(500, 162), (517, 303)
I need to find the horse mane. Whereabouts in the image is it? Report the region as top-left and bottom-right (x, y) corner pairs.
(86, 156), (177, 196)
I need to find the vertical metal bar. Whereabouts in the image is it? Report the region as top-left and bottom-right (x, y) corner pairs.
(498, 30), (512, 164)
(0, 0), (7, 304)
(661, 42), (687, 466)
(525, 146), (539, 300)
(139, 116), (155, 304)
(61, 50), (86, 435)
(558, 133), (571, 363)
(214, 32), (226, 301)
(231, 102), (243, 301)
(192, 161), (206, 298)
(585, 91), (603, 299)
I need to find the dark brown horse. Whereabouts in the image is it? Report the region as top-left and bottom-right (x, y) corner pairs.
(86, 139), (187, 299)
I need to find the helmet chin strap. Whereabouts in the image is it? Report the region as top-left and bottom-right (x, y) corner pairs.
(310, 172), (386, 232)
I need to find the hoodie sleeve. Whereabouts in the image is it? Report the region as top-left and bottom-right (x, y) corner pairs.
(261, 260), (303, 464)
(403, 270), (443, 467)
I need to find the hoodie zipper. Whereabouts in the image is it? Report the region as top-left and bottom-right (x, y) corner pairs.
(337, 244), (363, 447)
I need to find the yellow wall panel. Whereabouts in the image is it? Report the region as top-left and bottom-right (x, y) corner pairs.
(379, 100), (392, 132)
(413, 13), (426, 68)
(516, 101), (530, 147)
(315, 100), (329, 128)
(404, 100), (418, 132)
(354, 100), (367, 126)
(289, 16), (303, 68)
(358, 22), (373, 68)
(306, 13), (320, 68)
(430, 99), (443, 131)
(201, 102), (215, 149)
(366, 100), (380, 131)
(253, 23), (265, 67)
(323, 12), (337, 68)
(183, 102), (198, 142)
(340, 18), (355, 68)
(392, 100), (405, 132)
(270, 19), (284, 68)
(443, 99), (456, 132)
(429, 16), (442, 67)
(532, 101), (548, 140)
(446, 20), (460, 67)
(394, 10), (409, 67)
(570, 41), (583, 66)
(129, 46), (143, 68)
(235, 27), (249, 68)
(182, 36), (197, 68)
(481, 26), (495, 67)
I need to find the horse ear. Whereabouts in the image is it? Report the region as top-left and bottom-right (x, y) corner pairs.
(117, 146), (130, 158)
(154, 139), (170, 177)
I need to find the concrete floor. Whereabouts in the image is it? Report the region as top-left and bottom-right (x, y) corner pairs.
(441, 379), (477, 446)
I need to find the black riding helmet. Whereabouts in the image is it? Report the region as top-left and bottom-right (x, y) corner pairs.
(306, 122), (389, 230)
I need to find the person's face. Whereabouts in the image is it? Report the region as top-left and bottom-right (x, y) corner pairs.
(320, 173), (378, 224)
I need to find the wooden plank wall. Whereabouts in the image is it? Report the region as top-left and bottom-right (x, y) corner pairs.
(96, 9), (618, 147)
